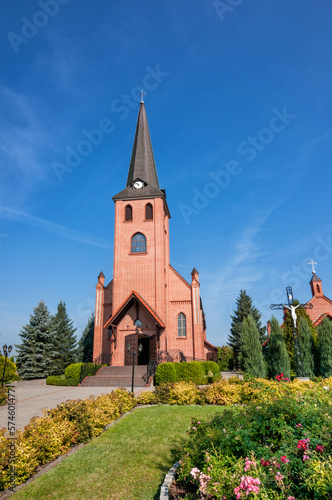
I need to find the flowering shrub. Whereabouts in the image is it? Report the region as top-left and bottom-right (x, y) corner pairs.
(176, 390), (332, 498)
(276, 373), (289, 382)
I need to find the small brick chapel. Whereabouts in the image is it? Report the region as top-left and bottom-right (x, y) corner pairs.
(92, 100), (217, 366)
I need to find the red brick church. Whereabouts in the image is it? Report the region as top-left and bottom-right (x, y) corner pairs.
(92, 100), (217, 366)
(305, 269), (332, 327)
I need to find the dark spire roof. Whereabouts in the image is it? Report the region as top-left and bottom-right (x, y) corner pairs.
(126, 102), (159, 188)
(113, 102), (167, 204)
(310, 273), (322, 283)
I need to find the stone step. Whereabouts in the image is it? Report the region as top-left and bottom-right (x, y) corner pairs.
(80, 365), (148, 387)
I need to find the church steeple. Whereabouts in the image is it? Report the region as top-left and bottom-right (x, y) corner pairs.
(126, 102), (159, 189)
(113, 102), (165, 202)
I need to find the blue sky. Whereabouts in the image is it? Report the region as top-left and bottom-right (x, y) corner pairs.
(1, 0), (332, 354)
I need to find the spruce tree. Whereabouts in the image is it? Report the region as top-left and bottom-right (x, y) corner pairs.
(239, 314), (266, 378)
(76, 313), (94, 363)
(267, 316), (290, 379)
(297, 317), (315, 377)
(15, 301), (55, 379)
(317, 317), (332, 377)
(228, 290), (266, 369)
(50, 301), (77, 374)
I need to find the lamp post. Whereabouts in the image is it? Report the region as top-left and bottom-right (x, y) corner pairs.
(1, 344), (12, 387)
(127, 341), (143, 393)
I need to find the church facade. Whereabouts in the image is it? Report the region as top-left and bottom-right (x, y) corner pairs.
(92, 101), (217, 366)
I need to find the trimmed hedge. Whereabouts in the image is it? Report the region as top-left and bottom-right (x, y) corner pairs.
(46, 375), (79, 386)
(155, 361), (220, 385)
(47, 363), (103, 386)
(64, 363), (83, 380)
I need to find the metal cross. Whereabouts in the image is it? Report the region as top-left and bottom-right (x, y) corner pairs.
(138, 89), (147, 103)
(270, 286), (313, 377)
(307, 259), (317, 274)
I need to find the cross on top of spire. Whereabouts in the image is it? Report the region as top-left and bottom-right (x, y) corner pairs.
(138, 89), (147, 103)
(308, 259), (317, 274)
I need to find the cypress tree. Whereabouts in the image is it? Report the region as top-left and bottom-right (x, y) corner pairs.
(228, 290), (266, 369)
(77, 313), (94, 363)
(267, 316), (290, 379)
(50, 301), (77, 374)
(15, 301), (55, 379)
(317, 317), (332, 377)
(297, 317), (315, 377)
(239, 314), (266, 378)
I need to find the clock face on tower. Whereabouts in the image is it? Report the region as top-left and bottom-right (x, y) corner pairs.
(133, 180), (144, 189)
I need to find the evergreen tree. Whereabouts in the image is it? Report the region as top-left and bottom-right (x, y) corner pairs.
(50, 301), (77, 374)
(297, 317), (315, 377)
(76, 313), (94, 363)
(228, 290), (266, 369)
(217, 345), (234, 370)
(239, 314), (266, 378)
(317, 317), (332, 378)
(267, 316), (290, 379)
(15, 301), (55, 379)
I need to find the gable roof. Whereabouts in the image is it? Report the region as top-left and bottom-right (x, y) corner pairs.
(104, 290), (165, 329)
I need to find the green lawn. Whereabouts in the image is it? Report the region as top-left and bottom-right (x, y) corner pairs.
(13, 405), (223, 500)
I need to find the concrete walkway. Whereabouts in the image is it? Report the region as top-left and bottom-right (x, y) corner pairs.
(0, 379), (150, 431)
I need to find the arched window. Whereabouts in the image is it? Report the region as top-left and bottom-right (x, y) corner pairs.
(317, 284), (321, 293)
(125, 205), (132, 221)
(177, 313), (186, 337)
(131, 233), (146, 253)
(145, 203), (153, 220)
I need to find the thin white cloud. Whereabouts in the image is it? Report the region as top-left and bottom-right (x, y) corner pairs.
(303, 129), (332, 151)
(0, 85), (50, 181)
(0, 206), (112, 249)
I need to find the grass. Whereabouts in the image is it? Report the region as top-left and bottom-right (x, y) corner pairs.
(12, 405), (223, 500)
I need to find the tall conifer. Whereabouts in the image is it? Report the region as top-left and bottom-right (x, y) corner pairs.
(76, 313), (94, 363)
(297, 317), (315, 377)
(317, 317), (332, 377)
(50, 301), (77, 374)
(267, 316), (290, 379)
(15, 301), (55, 379)
(228, 290), (266, 369)
(239, 314), (266, 378)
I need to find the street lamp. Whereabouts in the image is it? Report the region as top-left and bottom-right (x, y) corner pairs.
(1, 344), (12, 387)
(127, 342), (143, 393)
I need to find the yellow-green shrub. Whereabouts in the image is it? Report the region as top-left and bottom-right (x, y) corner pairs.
(167, 381), (200, 405)
(135, 390), (157, 405)
(201, 380), (242, 405)
(0, 388), (136, 491)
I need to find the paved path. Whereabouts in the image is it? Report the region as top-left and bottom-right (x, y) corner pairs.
(0, 379), (150, 431)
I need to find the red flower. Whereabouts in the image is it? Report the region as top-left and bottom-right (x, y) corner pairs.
(316, 445), (324, 453)
(280, 455), (289, 463)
